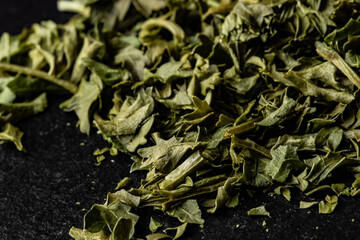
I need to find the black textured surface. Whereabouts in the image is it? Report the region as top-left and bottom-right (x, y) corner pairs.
(1, 1), (360, 240)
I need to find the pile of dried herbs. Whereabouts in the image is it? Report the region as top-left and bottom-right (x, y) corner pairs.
(2, 0), (360, 238)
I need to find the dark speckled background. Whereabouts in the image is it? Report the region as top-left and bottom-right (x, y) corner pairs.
(1, 1), (360, 240)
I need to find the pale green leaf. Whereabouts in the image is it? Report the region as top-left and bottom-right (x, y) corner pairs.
(247, 205), (270, 217)
(0, 123), (25, 151)
(149, 217), (162, 233)
(60, 74), (103, 134)
(166, 199), (205, 225)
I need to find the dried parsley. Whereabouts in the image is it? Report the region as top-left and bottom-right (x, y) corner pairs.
(247, 205), (271, 218)
(3, 0), (360, 239)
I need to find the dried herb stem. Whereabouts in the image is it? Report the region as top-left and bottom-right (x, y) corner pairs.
(0, 62), (78, 94)
(224, 118), (259, 138)
(315, 41), (360, 89)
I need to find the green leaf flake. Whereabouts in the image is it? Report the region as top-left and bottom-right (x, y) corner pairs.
(95, 88), (154, 136)
(315, 126), (343, 152)
(274, 186), (291, 201)
(82, 58), (130, 86)
(331, 183), (347, 196)
(95, 155), (105, 165)
(299, 201), (318, 209)
(93, 148), (109, 156)
(0, 92), (47, 123)
(138, 136), (202, 173)
(156, 61), (192, 84)
(256, 95), (297, 127)
(70, 37), (103, 84)
(164, 222), (188, 240)
(0, 123), (25, 151)
(159, 151), (206, 190)
(112, 218), (133, 240)
(108, 189), (141, 208)
(325, 18), (360, 47)
(305, 153), (358, 185)
(114, 177), (131, 191)
(149, 217), (162, 233)
(208, 177), (237, 213)
(166, 199), (205, 225)
(145, 233), (171, 240)
(319, 195), (338, 214)
(0, 32), (20, 62)
(0, 76), (16, 104)
(114, 45), (149, 82)
(7, 74), (65, 98)
(247, 205), (270, 217)
(265, 145), (304, 183)
(316, 41), (360, 90)
(139, 18), (185, 45)
(84, 200), (139, 237)
(69, 227), (109, 240)
(60, 74), (102, 134)
(270, 65), (355, 104)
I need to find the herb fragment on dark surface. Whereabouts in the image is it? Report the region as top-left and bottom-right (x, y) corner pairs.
(247, 205), (271, 218)
(4, 0), (360, 239)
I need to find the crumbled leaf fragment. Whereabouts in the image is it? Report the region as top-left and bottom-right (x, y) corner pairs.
(93, 148), (109, 156)
(319, 195), (338, 214)
(114, 177), (132, 191)
(149, 217), (162, 233)
(164, 223), (188, 240)
(166, 199), (205, 225)
(69, 227), (109, 240)
(274, 186), (291, 201)
(0, 123), (25, 151)
(145, 233), (171, 240)
(247, 206), (270, 217)
(60, 75), (103, 134)
(299, 201), (318, 209)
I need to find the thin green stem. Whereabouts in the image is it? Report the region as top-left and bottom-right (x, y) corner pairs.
(0, 62), (78, 94)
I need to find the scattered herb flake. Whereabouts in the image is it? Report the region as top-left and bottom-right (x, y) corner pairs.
(114, 177), (132, 191)
(299, 201), (319, 209)
(247, 206), (271, 218)
(149, 217), (162, 233)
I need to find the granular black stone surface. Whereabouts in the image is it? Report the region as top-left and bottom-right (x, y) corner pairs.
(1, 1), (360, 240)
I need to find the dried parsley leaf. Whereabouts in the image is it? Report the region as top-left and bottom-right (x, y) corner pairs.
(166, 199), (205, 225)
(0, 92), (47, 123)
(164, 223), (188, 240)
(114, 177), (131, 191)
(0, 123), (25, 151)
(60, 74), (103, 134)
(299, 201), (318, 209)
(247, 206), (271, 218)
(146, 233), (171, 240)
(84, 200), (138, 239)
(319, 195), (338, 214)
(95, 87), (154, 136)
(149, 217), (162, 233)
(69, 227), (109, 240)
(265, 145), (304, 183)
